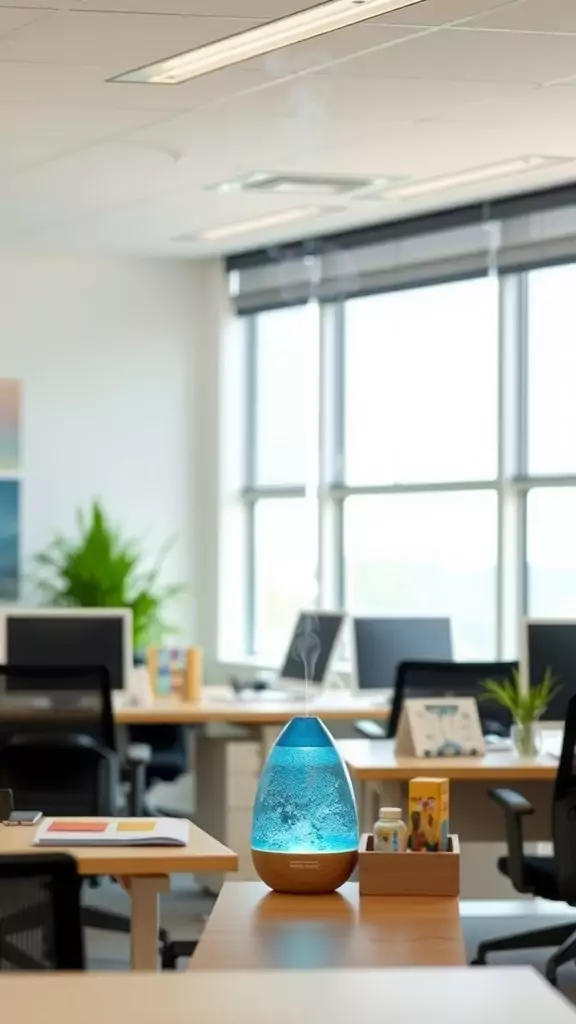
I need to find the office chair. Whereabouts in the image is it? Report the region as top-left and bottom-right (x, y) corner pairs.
(0, 853), (84, 970)
(0, 664), (169, 958)
(472, 694), (576, 986)
(387, 660), (519, 739)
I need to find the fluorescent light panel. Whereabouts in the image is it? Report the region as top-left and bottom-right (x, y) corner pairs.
(112, 0), (428, 85)
(197, 206), (321, 242)
(383, 156), (562, 200)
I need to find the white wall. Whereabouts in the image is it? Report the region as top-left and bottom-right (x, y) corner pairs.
(0, 253), (212, 642)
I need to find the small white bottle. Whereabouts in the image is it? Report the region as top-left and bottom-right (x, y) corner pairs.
(373, 807), (408, 853)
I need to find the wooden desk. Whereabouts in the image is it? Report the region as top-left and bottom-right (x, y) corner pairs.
(115, 689), (391, 726)
(2, 969), (575, 1024)
(191, 880), (466, 969)
(0, 818), (237, 971)
(339, 738), (560, 898)
(338, 738), (559, 783)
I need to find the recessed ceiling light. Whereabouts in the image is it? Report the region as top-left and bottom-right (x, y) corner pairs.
(111, 0), (428, 85)
(191, 207), (323, 242)
(208, 171), (394, 197)
(382, 156), (565, 200)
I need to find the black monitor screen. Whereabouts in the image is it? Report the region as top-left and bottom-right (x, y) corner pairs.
(527, 622), (576, 722)
(280, 613), (344, 683)
(6, 615), (125, 691)
(354, 617), (453, 690)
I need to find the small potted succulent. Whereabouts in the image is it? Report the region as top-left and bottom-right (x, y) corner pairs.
(480, 668), (561, 757)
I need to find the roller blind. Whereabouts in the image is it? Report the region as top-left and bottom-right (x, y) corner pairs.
(228, 187), (576, 315)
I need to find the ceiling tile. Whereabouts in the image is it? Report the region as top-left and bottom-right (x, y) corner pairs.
(375, 0), (518, 27)
(0, 7), (50, 36)
(436, 83), (576, 127)
(0, 106), (170, 141)
(214, 73), (535, 120)
(337, 25), (576, 80)
(281, 118), (576, 176)
(0, 138), (80, 174)
(464, 0), (576, 33)
(0, 11), (263, 67)
(0, 61), (273, 112)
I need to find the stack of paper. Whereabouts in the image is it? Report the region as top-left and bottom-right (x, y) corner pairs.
(33, 817), (189, 847)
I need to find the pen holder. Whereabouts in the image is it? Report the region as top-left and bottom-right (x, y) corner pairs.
(358, 833), (460, 897)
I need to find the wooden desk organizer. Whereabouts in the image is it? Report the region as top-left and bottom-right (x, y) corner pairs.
(358, 833), (460, 897)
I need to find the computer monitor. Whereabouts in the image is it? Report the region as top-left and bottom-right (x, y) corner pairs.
(352, 616), (453, 692)
(0, 608), (132, 692)
(523, 619), (576, 722)
(279, 611), (346, 687)
(388, 660), (518, 738)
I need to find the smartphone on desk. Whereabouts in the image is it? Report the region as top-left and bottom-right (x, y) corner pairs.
(4, 811), (43, 825)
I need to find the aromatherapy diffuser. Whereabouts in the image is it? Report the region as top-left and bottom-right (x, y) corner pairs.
(251, 716), (359, 894)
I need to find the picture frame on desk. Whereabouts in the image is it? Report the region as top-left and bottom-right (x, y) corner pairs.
(147, 646), (203, 701)
(396, 697), (485, 758)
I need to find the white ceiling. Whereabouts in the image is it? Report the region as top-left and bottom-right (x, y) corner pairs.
(2, 0), (576, 256)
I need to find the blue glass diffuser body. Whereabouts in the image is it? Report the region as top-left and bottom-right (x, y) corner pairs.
(251, 716), (359, 893)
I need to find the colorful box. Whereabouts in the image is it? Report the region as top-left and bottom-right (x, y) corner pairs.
(408, 777), (449, 852)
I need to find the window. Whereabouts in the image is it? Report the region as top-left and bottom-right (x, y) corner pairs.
(345, 279), (499, 485)
(344, 492), (497, 659)
(253, 498), (318, 658)
(253, 304), (319, 487)
(527, 488), (576, 616)
(237, 260), (576, 664)
(246, 304), (320, 656)
(528, 265), (576, 476)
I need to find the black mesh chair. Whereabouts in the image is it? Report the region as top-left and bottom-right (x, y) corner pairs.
(387, 660), (519, 739)
(473, 694), (576, 986)
(0, 664), (168, 957)
(0, 853), (84, 970)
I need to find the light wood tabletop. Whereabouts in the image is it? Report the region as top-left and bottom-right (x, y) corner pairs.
(0, 818), (238, 876)
(114, 688), (391, 726)
(2, 968), (574, 1024)
(338, 738), (559, 781)
(191, 880), (466, 969)
(0, 818), (237, 972)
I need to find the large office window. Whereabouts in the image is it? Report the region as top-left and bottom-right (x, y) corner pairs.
(527, 264), (576, 616)
(238, 260), (576, 663)
(246, 304), (319, 656)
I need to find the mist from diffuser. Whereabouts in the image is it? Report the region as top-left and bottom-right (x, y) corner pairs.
(251, 616), (359, 892)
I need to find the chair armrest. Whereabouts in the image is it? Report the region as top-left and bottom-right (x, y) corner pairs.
(489, 788), (535, 893)
(354, 720), (387, 740)
(124, 745), (152, 817)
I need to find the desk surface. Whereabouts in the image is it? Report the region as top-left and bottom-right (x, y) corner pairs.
(115, 687), (391, 725)
(0, 819), (238, 876)
(2, 969), (574, 1024)
(338, 738), (559, 781)
(191, 880), (466, 969)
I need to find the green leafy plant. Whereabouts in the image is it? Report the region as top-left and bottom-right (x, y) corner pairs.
(33, 501), (183, 652)
(480, 667), (561, 725)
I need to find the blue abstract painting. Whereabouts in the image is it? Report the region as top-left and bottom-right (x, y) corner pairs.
(0, 481), (19, 599)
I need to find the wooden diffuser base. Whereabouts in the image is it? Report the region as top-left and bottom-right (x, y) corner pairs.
(252, 848), (358, 894)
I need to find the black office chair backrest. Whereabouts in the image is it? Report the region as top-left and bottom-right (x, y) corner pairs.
(388, 660), (519, 738)
(0, 853), (84, 970)
(553, 695), (576, 905)
(0, 664), (116, 751)
(0, 665), (118, 815)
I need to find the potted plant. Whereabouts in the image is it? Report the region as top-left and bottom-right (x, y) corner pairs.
(480, 668), (561, 757)
(33, 500), (183, 655)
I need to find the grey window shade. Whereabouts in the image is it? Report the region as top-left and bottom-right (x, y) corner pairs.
(230, 205), (576, 315)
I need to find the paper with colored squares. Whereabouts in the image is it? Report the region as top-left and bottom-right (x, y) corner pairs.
(33, 817), (189, 847)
